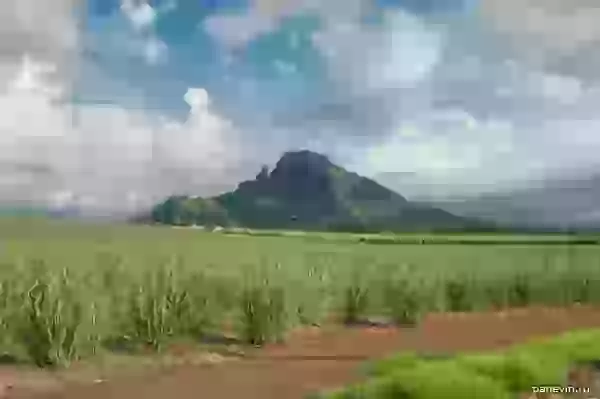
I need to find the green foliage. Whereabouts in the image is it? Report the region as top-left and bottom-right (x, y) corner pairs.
(364, 353), (423, 377)
(321, 329), (600, 399)
(151, 196), (230, 227)
(324, 361), (511, 399)
(456, 351), (561, 392)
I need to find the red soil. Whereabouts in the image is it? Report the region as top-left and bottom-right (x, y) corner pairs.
(6, 305), (600, 399)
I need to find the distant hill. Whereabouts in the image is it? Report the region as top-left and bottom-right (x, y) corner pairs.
(430, 173), (600, 232)
(143, 150), (491, 233)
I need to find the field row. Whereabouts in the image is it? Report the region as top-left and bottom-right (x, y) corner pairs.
(1, 221), (599, 368)
(1, 249), (599, 367)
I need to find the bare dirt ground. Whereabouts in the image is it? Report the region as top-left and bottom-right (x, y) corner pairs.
(4, 305), (600, 399)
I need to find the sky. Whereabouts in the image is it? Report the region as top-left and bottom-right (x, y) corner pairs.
(1, 0), (600, 216)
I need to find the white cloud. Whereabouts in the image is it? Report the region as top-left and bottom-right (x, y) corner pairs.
(113, 1), (168, 66)
(8, 54), (61, 98)
(360, 101), (600, 199)
(120, 1), (157, 32)
(363, 114), (515, 184)
(311, 10), (444, 97)
(4, 0), (600, 218)
(536, 73), (583, 104)
(294, 4), (600, 200)
(143, 36), (168, 65)
(0, 0), (78, 94)
(480, 0), (600, 56)
(184, 88), (210, 110)
(367, 12), (444, 90)
(0, 55), (242, 215)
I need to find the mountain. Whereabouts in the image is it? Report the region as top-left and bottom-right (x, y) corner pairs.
(145, 150), (488, 232)
(429, 174), (600, 231)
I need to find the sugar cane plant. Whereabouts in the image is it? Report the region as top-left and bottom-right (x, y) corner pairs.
(238, 263), (289, 346)
(14, 267), (84, 367)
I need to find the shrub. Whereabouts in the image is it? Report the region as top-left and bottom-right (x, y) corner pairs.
(341, 266), (370, 325)
(238, 265), (289, 345)
(14, 269), (84, 367)
(381, 274), (422, 326)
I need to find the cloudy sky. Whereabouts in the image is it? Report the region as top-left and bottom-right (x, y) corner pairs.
(1, 0), (600, 216)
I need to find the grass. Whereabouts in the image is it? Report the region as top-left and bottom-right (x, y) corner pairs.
(0, 217), (600, 367)
(319, 329), (600, 399)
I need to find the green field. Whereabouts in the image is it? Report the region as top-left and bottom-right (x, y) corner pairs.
(1, 217), (599, 367)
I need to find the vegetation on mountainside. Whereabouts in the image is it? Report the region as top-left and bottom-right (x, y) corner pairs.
(145, 150), (485, 232)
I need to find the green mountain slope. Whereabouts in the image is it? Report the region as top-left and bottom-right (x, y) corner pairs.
(145, 150), (483, 232)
